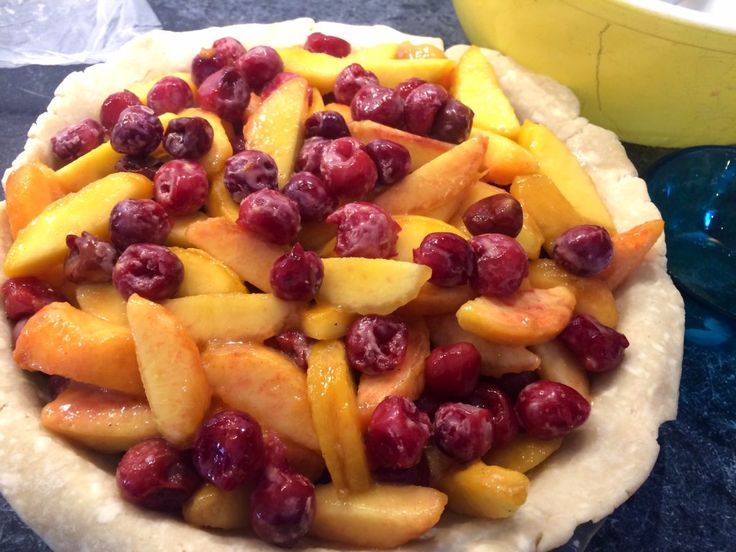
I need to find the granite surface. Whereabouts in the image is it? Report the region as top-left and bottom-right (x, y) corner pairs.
(1, 1), (734, 551)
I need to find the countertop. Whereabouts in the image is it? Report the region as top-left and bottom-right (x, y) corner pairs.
(1, 1), (734, 551)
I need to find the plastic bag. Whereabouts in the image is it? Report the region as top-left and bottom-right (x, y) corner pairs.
(0, 0), (161, 68)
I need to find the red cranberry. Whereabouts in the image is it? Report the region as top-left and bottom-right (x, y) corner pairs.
(230, 133), (246, 154)
(154, 160), (209, 216)
(11, 318), (28, 348)
(394, 77), (426, 102)
(262, 431), (290, 471)
(163, 116), (214, 159)
(224, 150), (278, 203)
(295, 136), (330, 175)
(112, 244), (183, 300)
(364, 139), (411, 188)
(1, 277), (64, 321)
(237, 189), (301, 244)
(304, 110), (350, 140)
(431, 98), (474, 144)
(116, 438), (200, 512)
(192, 410), (265, 490)
(320, 138), (377, 198)
(212, 37), (247, 66)
(433, 403), (493, 463)
(350, 85), (404, 128)
(553, 224), (614, 277)
(146, 76), (193, 115)
(488, 370), (539, 401)
(51, 119), (104, 163)
(191, 49), (224, 88)
(413, 232), (474, 287)
(404, 83), (449, 136)
(114, 155), (164, 180)
(110, 105), (163, 156)
(234, 46), (284, 93)
(326, 202), (400, 258)
(425, 343), (481, 400)
(304, 32), (351, 58)
(64, 232), (118, 284)
(365, 395), (431, 470)
(345, 315), (408, 375)
(283, 172), (337, 223)
(197, 67), (250, 124)
(467, 383), (519, 448)
(515, 380), (591, 440)
(250, 466), (315, 546)
(260, 72), (301, 101)
(464, 194), (524, 237)
(100, 90), (142, 134)
(333, 63), (379, 105)
(373, 454), (430, 486)
(267, 330), (312, 370)
(270, 244), (324, 301)
(109, 199), (172, 250)
(469, 233), (528, 297)
(559, 314), (630, 373)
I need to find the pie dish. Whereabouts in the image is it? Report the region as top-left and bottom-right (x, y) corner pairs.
(0, 18), (684, 552)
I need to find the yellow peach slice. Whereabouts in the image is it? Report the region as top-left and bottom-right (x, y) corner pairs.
(176, 108), (233, 178)
(306, 87), (326, 117)
(361, 58), (455, 88)
(75, 284), (127, 326)
(351, 43), (400, 62)
(5, 163), (64, 239)
(456, 287), (576, 347)
(275, 434), (326, 481)
(171, 247), (246, 297)
(483, 434), (563, 474)
(324, 102), (352, 123)
(301, 303), (357, 341)
(471, 127), (539, 185)
(297, 221), (336, 252)
(206, 171), (240, 222)
(182, 484), (250, 530)
(392, 214), (468, 262)
(396, 42), (446, 60)
(277, 47), (345, 94)
(396, 283), (476, 317)
(55, 142), (125, 194)
(166, 212), (208, 248)
(598, 219), (665, 290)
(531, 340), (591, 400)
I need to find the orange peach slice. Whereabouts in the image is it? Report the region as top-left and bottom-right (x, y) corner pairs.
(5, 163), (64, 239)
(397, 283), (476, 317)
(471, 127), (539, 185)
(171, 247), (247, 297)
(182, 484), (250, 530)
(531, 340), (591, 400)
(75, 284), (128, 326)
(301, 303), (357, 341)
(324, 102), (353, 123)
(176, 108), (233, 178)
(396, 42), (446, 60)
(598, 219), (665, 290)
(166, 212), (209, 247)
(55, 142), (125, 194)
(483, 434), (563, 474)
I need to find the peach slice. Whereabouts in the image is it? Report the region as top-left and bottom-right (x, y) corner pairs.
(361, 58), (455, 88)
(14, 302), (143, 395)
(450, 46), (520, 138)
(182, 483), (250, 530)
(392, 214), (468, 262)
(310, 484), (447, 549)
(471, 127), (539, 185)
(41, 383), (158, 453)
(306, 87), (326, 117)
(176, 108), (233, 178)
(427, 314), (540, 376)
(275, 434), (326, 481)
(128, 71), (197, 105)
(397, 283), (476, 317)
(483, 434), (563, 474)
(531, 340), (591, 400)
(307, 340), (372, 492)
(456, 287), (576, 347)
(373, 136), (487, 219)
(202, 342), (319, 451)
(517, 121), (616, 232)
(598, 219), (665, 290)
(277, 47), (345, 94)
(301, 303), (357, 340)
(55, 142), (125, 194)
(244, 76), (310, 187)
(317, 258), (431, 315)
(5, 163), (64, 239)
(351, 43), (400, 62)
(75, 284), (128, 326)
(324, 102), (353, 123)
(297, 221), (336, 252)
(356, 319), (430, 425)
(166, 212), (209, 247)
(127, 294), (211, 447)
(163, 293), (294, 344)
(205, 171), (240, 222)
(396, 42), (446, 60)
(171, 247), (247, 297)
(184, 217), (287, 292)
(4, 172), (153, 278)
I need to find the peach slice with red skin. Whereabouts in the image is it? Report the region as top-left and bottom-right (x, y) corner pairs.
(598, 219), (665, 290)
(5, 163), (64, 239)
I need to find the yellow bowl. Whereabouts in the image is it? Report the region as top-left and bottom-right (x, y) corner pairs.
(453, 0), (736, 147)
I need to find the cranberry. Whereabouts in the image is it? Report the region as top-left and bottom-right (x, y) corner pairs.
(489, 370), (539, 401)
(559, 314), (630, 373)
(100, 90), (142, 134)
(433, 403), (494, 463)
(47, 375), (70, 400)
(230, 133), (246, 154)
(191, 49), (224, 88)
(464, 194), (523, 237)
(270, 243), (324, 301)
(425, 343), (481, 400)
(350, 85), (404, 128)
(234, 46), (284, 93)
(260, 72), (301, 101)
(154, 159), (209, 216)
(163, 116), (214, 159)
(262, 431), (290, 471)
(373, 454), (430, 486)
(114, 155), (164, 180)
(320, 138), (377, 198)
(11, 318), (28, 348)
(326, 202), (400, 258)
(345, 315), (408, 375)
(51, 119), (104, 163)
(212, 37), (247, 66)
(64, 232), (118, 284)
(431, 98), (474, 144)
(112, 244), (183, 300)
(267, 329), (312, 369)
(553, 224), (614, 277)
(413, 232), (474, 287)
(251, 467), (315, 546)
(304, 110), (350, 140)
(394, 78), (426, 102)
(237, 189), (301, 244)
(197, 67), (250, 124)
(469, 233), (528, 297)
(116, 438), (199, 512)
(109, 199), (172, 250)
(515, 380), (591, 439)
(364, 139), (411, 188)
(283, 172), (337, 223)
(146, 76), (193, 115)
(295, 137), (330, 175)
(223, 150), (278, 203)
(365, 395), (431, 469)
(467, 383), (519, 448)
(404, 83), (449, 136)
(192, 410), (265, 490)
(110, 105), (163, 156)
(333, 63), (379, 105)
(1, 277), (64, 321)
(304, 32), (351, 58)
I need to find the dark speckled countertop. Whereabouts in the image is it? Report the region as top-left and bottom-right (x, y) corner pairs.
(1, 1), (734, 551)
